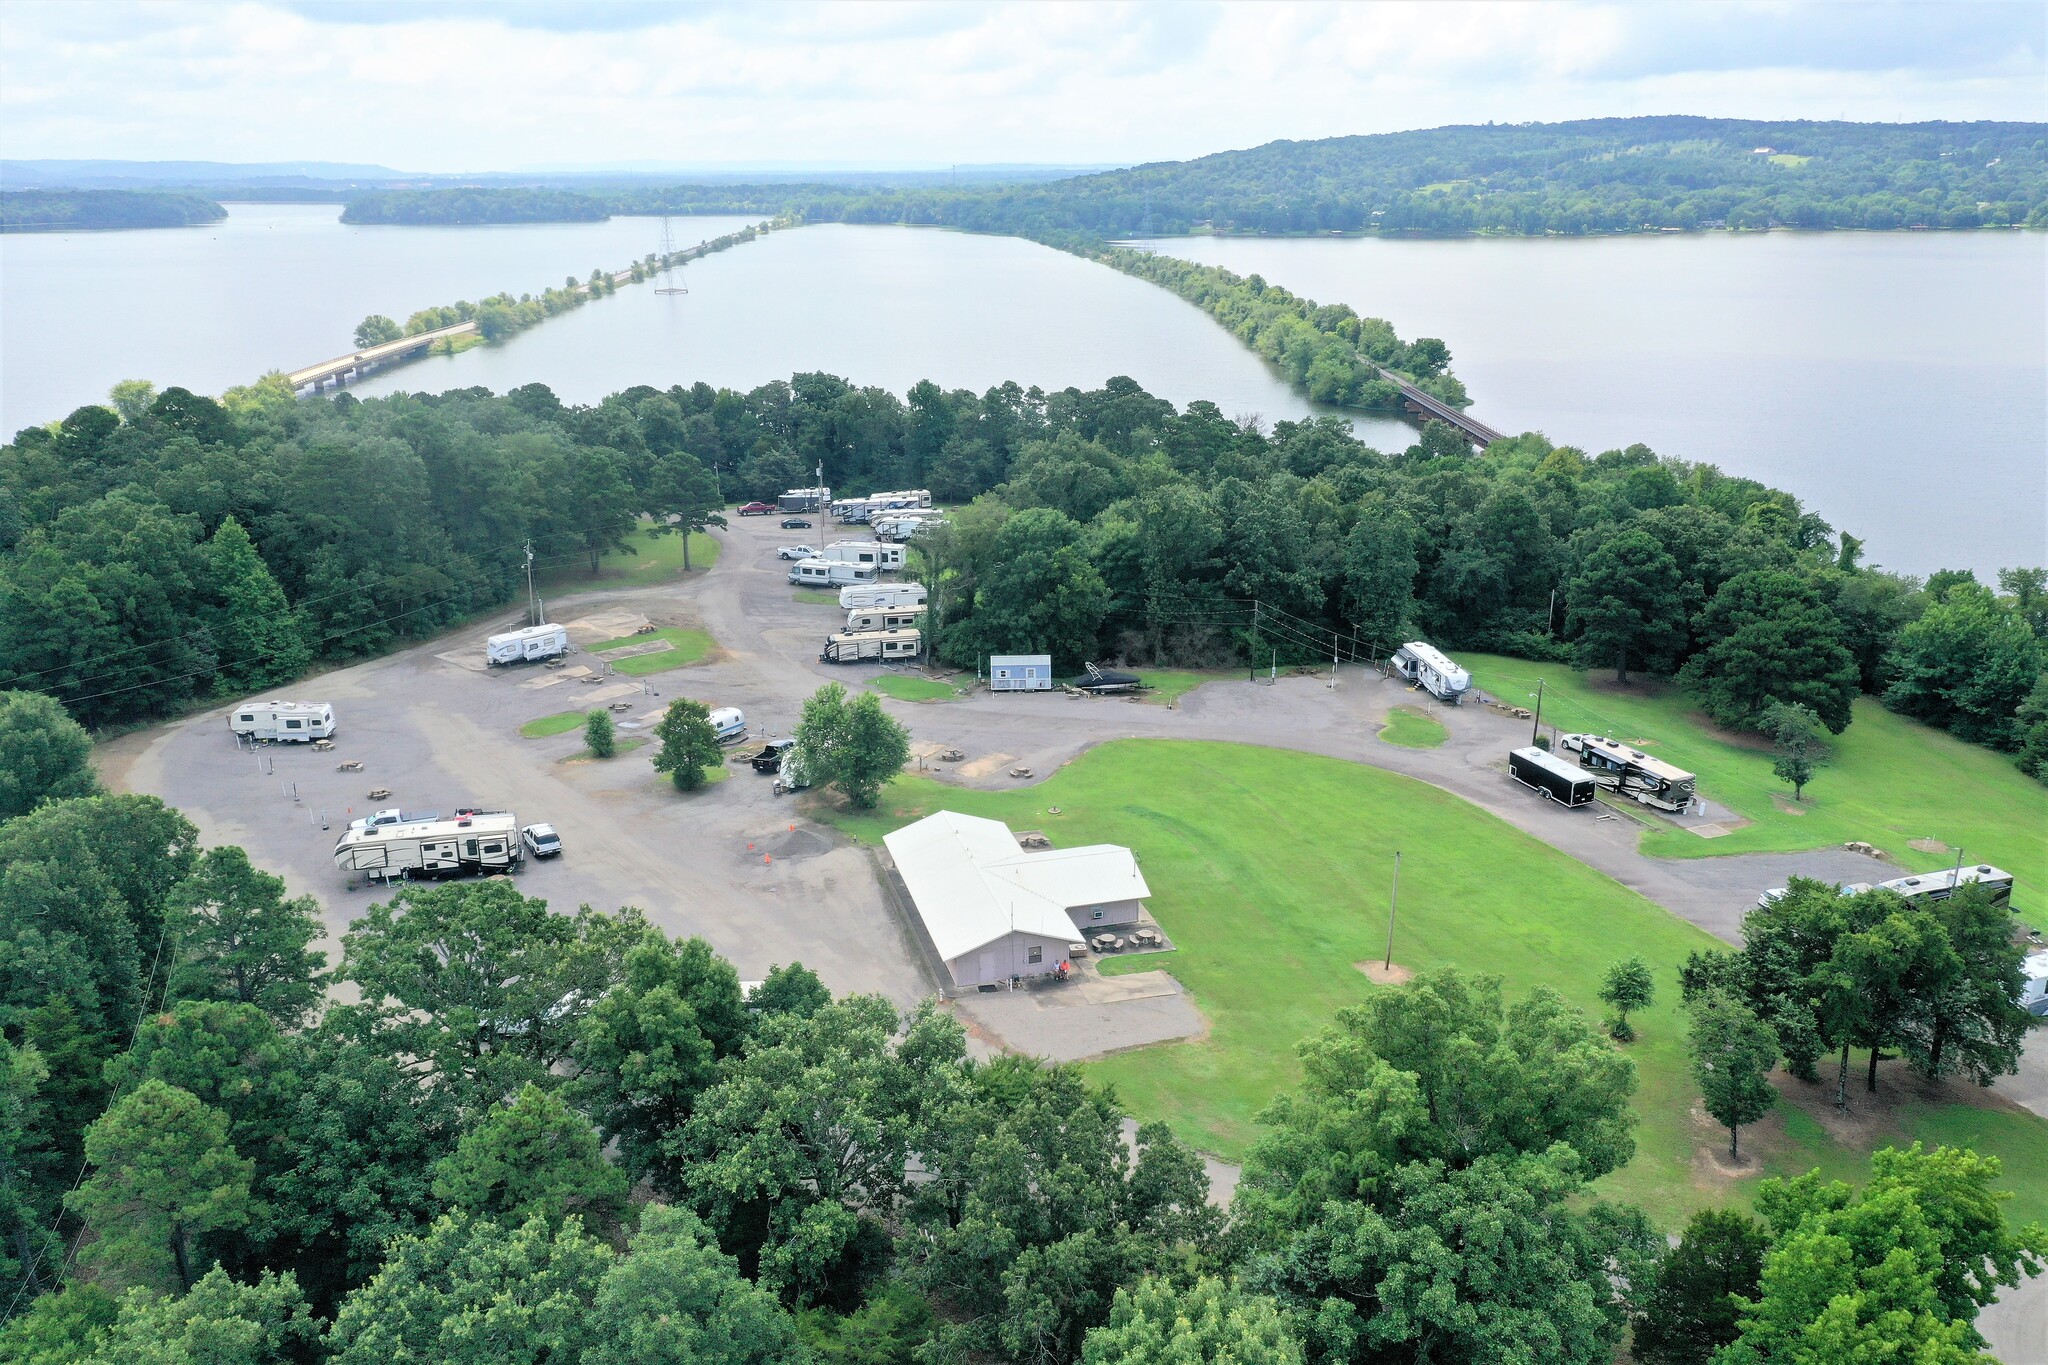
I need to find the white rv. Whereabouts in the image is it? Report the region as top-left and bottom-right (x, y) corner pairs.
(820, 541), (882, 570)
(2022, 952), (2048, 1017)
(874, 514), (944, 542)
(1390, 642), (1470, 704)
(845, 604), (927, 634)
(821, 628), (924, 664)
(707, 706), (747, 742)
(1559, 734), (1698, 813)
(487, 623), (569, 666)
(840, 581), (927, 610)
(789, 557), (880, 588)
(332, 811), (520, 882)
(227, 700), (336, 742)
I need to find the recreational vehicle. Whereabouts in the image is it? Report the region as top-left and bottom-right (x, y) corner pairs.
(1508, 747), (1596, 807)
(874, 514), (944, 542)
(788, 557), (880, 588)
(332, 811), (520, 882)
(1390, 642), (1470, 704)
(819, 541), (881, 569)
(2022, 952), (2048, 1017)
(1559, 734), (1698, 813)
(227, 700), (336, 742)
(821, 628), (924, 664)
(1754, 864), (2013, 913)
(778, 486), (831, 513)
(707, 706), (747, 743)
(845, 604), (927, 634)
(840, 581), (928, 610)
(486, 623), (569, 666)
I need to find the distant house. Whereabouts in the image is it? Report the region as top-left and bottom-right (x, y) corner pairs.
(883, 811), (1149, 988)
(989, 655), (1053, 691)
(1751, 146), (1777, 155)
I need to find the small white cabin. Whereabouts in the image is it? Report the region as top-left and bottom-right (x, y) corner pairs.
(707, 706), (747, 742)
(840, 581), (927, 610)
(990, 655), (1053, 692)
(487, 623), (569, 666)
(228, 700), (336, 742)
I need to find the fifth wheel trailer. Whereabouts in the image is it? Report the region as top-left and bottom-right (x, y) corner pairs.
(821, 628), (924, 664)
(840, 582), (927, 610)
(845, 605), (926, 634)
(332, 811), (520, 882)
(1390, 641), (1470, 703)
(227, 700), (336, 742)
(1508, 747), (1595, 807)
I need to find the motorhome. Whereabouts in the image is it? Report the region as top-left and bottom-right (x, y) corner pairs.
(332, 811), (520, 882)
(845, 604), (927, 634)
(1507, 747), (1596, 807)
(707, 706), (747, 743)
(1390, 642), (1470, 704)
(486, 623), (569, 666)
(839, 581), (927, 610)
(227, 700), (336, 743)
(820, 628), (924, 664)
(1876, 863), (2015, 909)
(1559, 734), (1698, 813)
(788, 557), (880, 588)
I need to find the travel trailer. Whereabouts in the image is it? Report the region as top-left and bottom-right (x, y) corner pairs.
(844, 605), (926, 634)
(1390, 642), (1470, 704)
(332, 811), (520, 882)
(788, 557), (880, 588)
(819, 541), (882, 569)
(874, 514), (944, 542)
(227, 700), (336, 742)
(706, 706), (747, 742)
(839, 581), (927, 610)
(486, 623), (569, 666)
(1508, 747), (1596, 807)
(1559, 734), (1698, 813)
(820, 628), (924, 664)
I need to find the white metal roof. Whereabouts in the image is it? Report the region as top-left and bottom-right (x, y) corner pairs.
(1397, 641), (1462, 676)
(1511, 746), (1591, 783)
(991, 655), (1051, 667)
(884, 811), (1151, 962)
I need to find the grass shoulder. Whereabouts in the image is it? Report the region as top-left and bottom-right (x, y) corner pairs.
(519, 710), (589, 738)
(1378, 704), (1448, 748)
(871, 675), (959, 703)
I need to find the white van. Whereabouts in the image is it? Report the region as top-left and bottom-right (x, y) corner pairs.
(487, 623), (569, 666)
(839, 581), (927, 610)
(707, 706), (747, 742)
(228, 700), (336, 742)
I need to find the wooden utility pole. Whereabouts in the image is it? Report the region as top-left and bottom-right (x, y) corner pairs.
(1384, 851), (1402, 971)
(1530, 678), (1545, 746)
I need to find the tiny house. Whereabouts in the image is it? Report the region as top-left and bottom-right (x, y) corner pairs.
(227, 700), (336, 742)
(989, 655), (1053, 691)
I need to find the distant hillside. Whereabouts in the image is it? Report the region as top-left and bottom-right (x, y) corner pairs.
(0, 158), (403, 188)
(340, 188), (611, 226)
(0, 188), (227, 232)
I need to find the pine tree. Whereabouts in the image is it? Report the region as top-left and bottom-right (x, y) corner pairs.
(201, 517), (308, 692)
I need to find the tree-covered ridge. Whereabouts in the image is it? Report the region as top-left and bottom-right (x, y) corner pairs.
(339, 187), (609, 225)
(0, 190), (227, 233)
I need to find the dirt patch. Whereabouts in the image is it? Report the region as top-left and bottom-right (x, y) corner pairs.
(593, 639), (675, 661)
(956, 752), (1016, 779)
(1775, 1055), (2034, 1149)
(1770, 796), (1809, 815)
(1909, 837), (1954, 855)
(560, 609), (652, 643)
(1355, 961), (1415, 985)
(1686, 1098), (1787, 1191)
(737, 826), (836, 863)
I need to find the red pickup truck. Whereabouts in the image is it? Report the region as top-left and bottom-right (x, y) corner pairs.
(737, 501), (776, 516)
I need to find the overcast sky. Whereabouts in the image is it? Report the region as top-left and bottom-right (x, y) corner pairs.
(4, 0), (2042, 170)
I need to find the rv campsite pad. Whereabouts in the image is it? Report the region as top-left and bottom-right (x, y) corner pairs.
(818, 739), (2048, 1233)
(583, 628), (714, 676)
(561, 609), (652, 643)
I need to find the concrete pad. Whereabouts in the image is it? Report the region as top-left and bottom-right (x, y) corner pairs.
(519, 673), (569, 689)
(957, 752), (1015, 778)
(434, 650), (488, 673)
(562, 609), (650, 642)
(1689, 823), (1732, 838)
(584, 682), (645, 704)
(594, 639), (674, 661)
(950, 970), (1206, 1064)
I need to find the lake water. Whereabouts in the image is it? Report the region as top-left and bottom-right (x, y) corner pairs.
(3, 204), (2039, 576)
(1129, 230), (2046, 580)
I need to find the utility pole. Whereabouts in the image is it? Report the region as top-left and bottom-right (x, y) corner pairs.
(1248, 600), (1259, 682)
(1384, 851), (1402, 971)
(1547, 587), (1558, 637)
(524, 542), (544, 627)
(1530, 678), (1545, 746)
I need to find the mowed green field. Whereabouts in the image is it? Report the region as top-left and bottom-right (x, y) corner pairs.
(1378, 705), (1448, 749)
(585, 628), (715, 675)
(871, 675), (959, 702)
(822, 740), (2048, 1229)
(539, 524), (722, 590)
(1463, 655), (2048, 926)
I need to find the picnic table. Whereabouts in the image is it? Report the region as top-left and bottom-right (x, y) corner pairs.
(1132, 928), (1162, 948)
(1089, 933), (1124, 953)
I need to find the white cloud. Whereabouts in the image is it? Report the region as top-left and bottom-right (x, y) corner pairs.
(1, 0), (2039, 168)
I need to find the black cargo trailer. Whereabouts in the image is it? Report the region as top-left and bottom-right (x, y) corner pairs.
(1509, 746), (1595, 807)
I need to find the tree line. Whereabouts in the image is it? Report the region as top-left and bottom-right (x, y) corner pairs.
(3, 374), (2043, 773)
(0, 190), (227, 233)
(0, 714), (2038, 1362)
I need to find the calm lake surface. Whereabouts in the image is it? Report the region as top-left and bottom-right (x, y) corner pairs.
(3, 204), (2039, 576)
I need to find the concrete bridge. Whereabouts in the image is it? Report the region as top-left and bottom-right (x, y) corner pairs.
(1376, 367), (1506, 447)
(286, 321), (480, 393)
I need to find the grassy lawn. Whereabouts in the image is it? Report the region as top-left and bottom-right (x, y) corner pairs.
(564, 736), (648, 762)
(538, 523), (721, 591)
(872, 675), (959, 702)
(585, 627), (715, 676)
(1463, 655), (2048, 926)
(819, 739), (2048, 1230)
(794, 589), (842, 606)
(519, 710), (590, 738)
(1378, 704), (1448, 748)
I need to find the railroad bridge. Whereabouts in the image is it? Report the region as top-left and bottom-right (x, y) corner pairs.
(1376, 366), (1506, 447)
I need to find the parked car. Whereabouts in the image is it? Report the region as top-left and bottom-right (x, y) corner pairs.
(737, 501), (776, 516)
(781, 517), (813, 529)
(521, 823), (563, 858)
(776, 544), (817, 560)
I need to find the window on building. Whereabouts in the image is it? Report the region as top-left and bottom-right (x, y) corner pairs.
(285, 719), (301, 729)
(1027, 945), (1043, 964)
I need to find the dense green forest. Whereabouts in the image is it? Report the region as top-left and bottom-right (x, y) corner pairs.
(338, 118), (2048, 235)
(340, 187), (609, 226)
(0, 190), (227, 233)
(2, 375), (2043, 775)
(0, 709), (2039, 1359)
